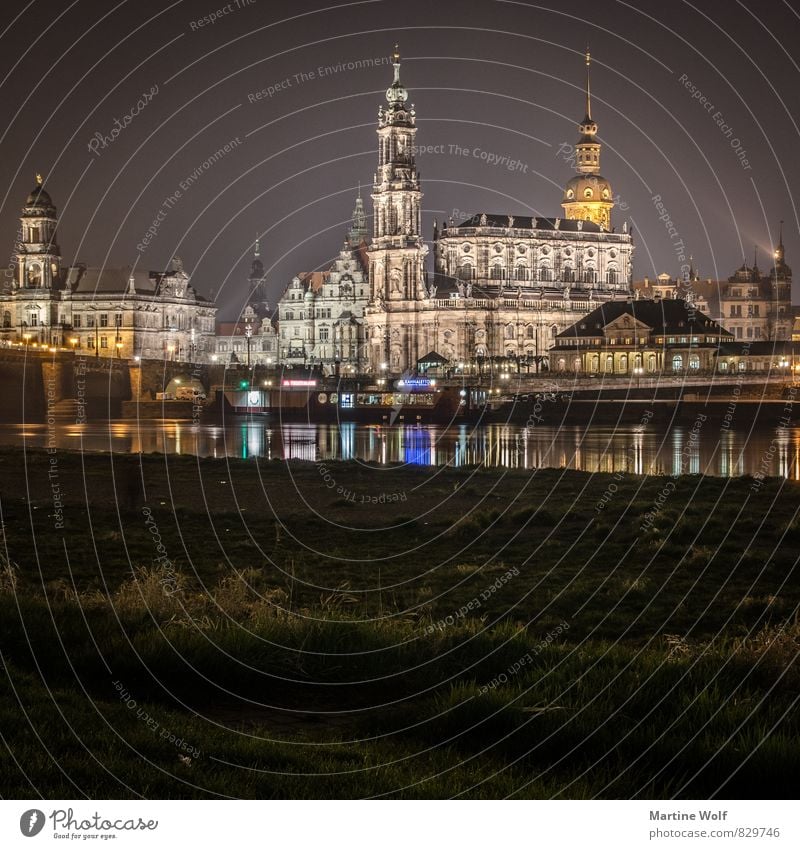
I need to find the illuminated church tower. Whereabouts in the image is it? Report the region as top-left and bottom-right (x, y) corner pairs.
(562, 50), (614, 230)
(368, 46), (426, 304)
(364, 46), (428, 372)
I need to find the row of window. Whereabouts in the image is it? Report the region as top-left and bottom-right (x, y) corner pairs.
(216, 340), (275, 353)
(733, 326), (764, 339)
(459, 266), (619, 285)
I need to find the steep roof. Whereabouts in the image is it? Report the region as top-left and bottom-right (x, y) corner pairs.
(556, 298), (732, 339)
(297, 271), (327, 292)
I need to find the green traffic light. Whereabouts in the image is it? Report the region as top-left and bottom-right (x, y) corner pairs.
(239, 380), (248, 388)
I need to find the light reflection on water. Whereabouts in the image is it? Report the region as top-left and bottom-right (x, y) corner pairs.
(2, 419), (799, 479)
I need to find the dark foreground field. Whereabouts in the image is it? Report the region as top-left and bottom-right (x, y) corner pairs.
(0, 447), (798, 798)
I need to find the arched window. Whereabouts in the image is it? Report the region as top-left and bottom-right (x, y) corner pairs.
(504, 324), (515, 340)
(525, 325), (534, 339)
(2, 311), (10, 328)
(515, 264), (528, 281)
(550, 324), (558, 338)
(606, 354), (613, 372)
(689, 354), (700, 370)
(490, 264), (505, 280)
(584, 269), (596, 285)
(607, 268), (618, 285)
(648, 354), (657, 372)
(619, 354), (628, 373)
(591, 355), (599, 372)
(458, 263), (474, 281)
(573, 357), (581, 372)
(563, 265), (573, 282)
(539, 264), (551, 282)
(672, 354), (683, 371)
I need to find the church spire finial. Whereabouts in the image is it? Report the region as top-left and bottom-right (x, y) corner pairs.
(585, 46), (592, 121)
(35, 172), (43, 186)
(385, 43), (408, 105)
(254, 234), (260, 258)
(392, 44), (401, 84)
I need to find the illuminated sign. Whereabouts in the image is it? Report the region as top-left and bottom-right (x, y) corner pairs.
(281, 379), (317, 388)
(247, 391), (261, 407)
(396, 378), (436, 389)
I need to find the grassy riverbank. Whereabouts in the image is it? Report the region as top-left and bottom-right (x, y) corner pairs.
(1, 448), (798, 797)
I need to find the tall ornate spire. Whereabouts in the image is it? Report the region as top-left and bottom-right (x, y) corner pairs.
(249, 235), (265, 301)
(772, 219), (791, 282)
(368, 44), (426, 310)
(585, 46), (592, 121)
(348, 183), (368, 244)
(381, 43), (413, 127)
(561, 48), (613, 231)
(575, 48), (600, 175)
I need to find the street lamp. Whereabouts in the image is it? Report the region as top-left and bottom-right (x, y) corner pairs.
(634, 366), (644, 388)
(69, 337), (78, 351)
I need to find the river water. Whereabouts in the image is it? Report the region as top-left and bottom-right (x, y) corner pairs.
(2, 418), (799, 479)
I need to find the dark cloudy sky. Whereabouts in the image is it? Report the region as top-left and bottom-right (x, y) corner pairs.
(1, 0), (798, 317)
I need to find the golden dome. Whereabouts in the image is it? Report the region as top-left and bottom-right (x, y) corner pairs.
(563, 174), (612, 203)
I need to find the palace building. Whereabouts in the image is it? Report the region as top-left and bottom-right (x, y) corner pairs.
(1, 177), (216, 360)
(363, 47), (635, 373)
(273, 47), (634, 375)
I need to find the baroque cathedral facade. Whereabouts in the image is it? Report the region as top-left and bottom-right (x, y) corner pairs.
(1, 177), (216, 360)
(276, 48), (634, 375)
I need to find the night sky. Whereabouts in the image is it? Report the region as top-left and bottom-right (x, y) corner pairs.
(1, 0), (798, 318)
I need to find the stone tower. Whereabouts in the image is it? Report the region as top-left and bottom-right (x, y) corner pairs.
(16, 174), (61, 289)
(368, 46), (426, 304)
